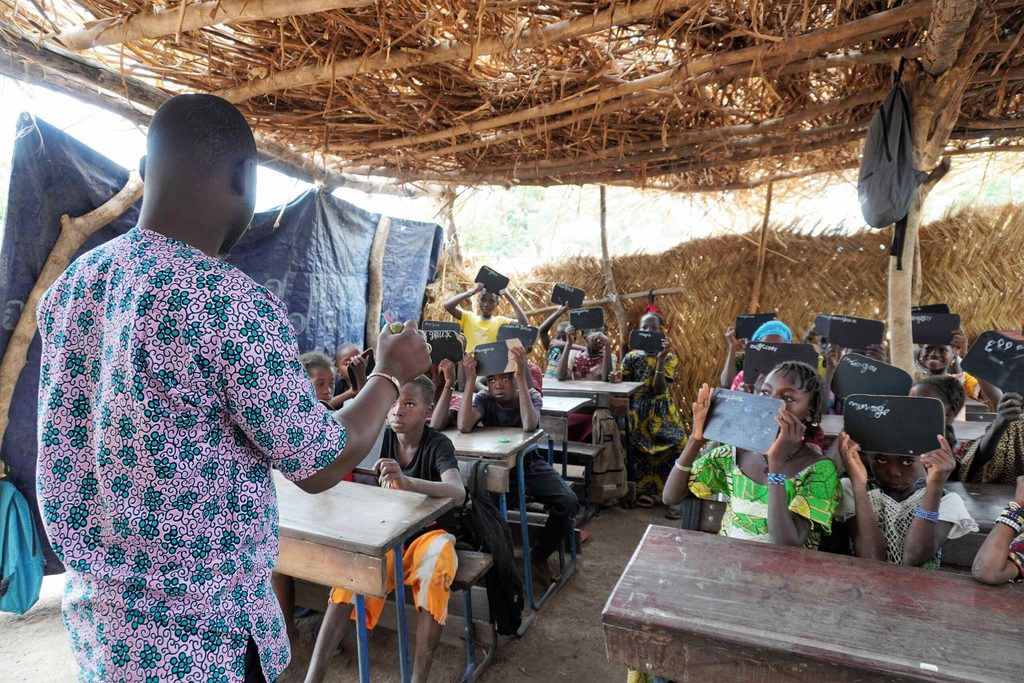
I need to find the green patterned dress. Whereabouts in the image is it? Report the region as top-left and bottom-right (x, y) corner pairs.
(688, 444), (841, 550)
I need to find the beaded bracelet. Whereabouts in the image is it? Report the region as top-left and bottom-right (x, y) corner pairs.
(913, 507), (940, 523)
(766, 472), (787, 486)
(996, 502), (1024, 533)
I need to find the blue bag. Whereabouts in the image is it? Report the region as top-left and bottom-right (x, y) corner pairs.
(0, 479), (45, 614)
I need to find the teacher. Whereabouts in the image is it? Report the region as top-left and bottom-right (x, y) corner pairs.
(35, 94), (430, 682)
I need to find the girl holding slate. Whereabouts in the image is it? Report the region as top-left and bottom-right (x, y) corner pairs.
(836, 431), (976, 568)
(721, 320), (794, 391)
(621, 311), (687, 509)
(972, 475), (1024, 584)
(664, 362), (841, 549)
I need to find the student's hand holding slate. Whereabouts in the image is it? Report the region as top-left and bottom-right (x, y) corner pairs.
(510, 344), (528, 378)
(724, 326), (743, 352)
(838, 432), (868, 487)
(439, 358), (456, 387)
(658, 336), (672, 361)
(463, 353), (479, 385)
(690, 383), (713, 441)
(766, 407), (806, 469)
(994, 392), (1024, 431)
(920, 436), (956, 487)
(951, 329), (969, 358)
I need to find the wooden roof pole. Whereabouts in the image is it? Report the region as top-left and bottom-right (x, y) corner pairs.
(887, 0), (987, 375)
(53, 0), (374, 50)
(599, 186), (629, 345)
(748, 182), (774, 314)
(364, 215), (392, 350)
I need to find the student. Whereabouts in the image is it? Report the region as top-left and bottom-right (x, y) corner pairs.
(458, 346), (580, 587)
(836, 431), (977, 567)
(429, 357), (460, 429)
(664, 362), (841, 549)
(721, 320), (793, 391)
(916, 342), (985, 407)
(910, 376), (968, 462)
(538, 305), (581, 379)
(443, 282), (529, 352)
(333, 342), (360, 396)
(620, 311), (687, 511)
(972, 475), (1024, 584)
(557, 325), (619, 382)
(331, 346), (368, 409)
(299, 351), (336, 406)
(959, 392), (1024, 484)
(307, 376), (465, 683)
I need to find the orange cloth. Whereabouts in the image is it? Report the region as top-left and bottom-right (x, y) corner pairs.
(329, 528), (458, 629)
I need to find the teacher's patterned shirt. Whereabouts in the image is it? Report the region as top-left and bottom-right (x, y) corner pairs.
(36, 227), (347, 682)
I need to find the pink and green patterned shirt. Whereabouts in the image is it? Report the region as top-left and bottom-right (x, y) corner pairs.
(36, 227), (347, 681)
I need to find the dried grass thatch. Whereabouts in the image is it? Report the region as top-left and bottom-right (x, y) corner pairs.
(1, 1), (1022, 192)
(425, 204), (1024, 423)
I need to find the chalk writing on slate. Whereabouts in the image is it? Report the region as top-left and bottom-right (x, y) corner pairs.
(474, 338), (523, 377)
(825, 315), (885, 351)
(704, 389), (785, 454)
(843, 394), (946, 456)
(475, 265), (510, 293)
(742, 341), (820, 385)
(629, 330), (665, 355)
(735, 312), (778, 340)
(832, 353), (913, 399)
(912, 303), (951, 314)
(551, 283), (585, 309)
(911, 313), (960, 345)
(426, 329), (464, 365)
(961, 331), (1024, 395)
(497, 324), (539, 350)
(570, 307), (605, 331)
(422, 319), (461, 333)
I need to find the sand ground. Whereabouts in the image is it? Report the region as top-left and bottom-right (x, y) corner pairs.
(1, 504), (669, 682)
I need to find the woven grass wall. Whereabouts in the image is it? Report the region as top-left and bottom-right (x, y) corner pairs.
(425, 205), (1024, 425)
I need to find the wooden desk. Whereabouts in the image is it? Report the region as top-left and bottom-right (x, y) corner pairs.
(821, 414), (990, 443)
(275, 473), (455, 683)
(543, 379), (643, 414)
(604, 526), (1018, 683)
(941, 482), (1014, 568)
(540, 395), (593, 442)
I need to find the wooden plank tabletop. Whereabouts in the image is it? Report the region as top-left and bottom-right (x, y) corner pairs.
(821, 414), (990, 442)
(944, 482), (1013, 532)
(541, 395), (594, 415)
(275, 472), (455, 556)
(442, 427), (544, 461)
(542, 379), (644, 399)
(604, 525), (1018, 683)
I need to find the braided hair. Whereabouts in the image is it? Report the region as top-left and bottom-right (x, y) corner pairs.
(768, 360), (824, 439)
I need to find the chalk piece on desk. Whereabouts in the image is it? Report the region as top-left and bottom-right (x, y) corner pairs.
(497, 438), (511, 443)
(919, 663), (939, 673)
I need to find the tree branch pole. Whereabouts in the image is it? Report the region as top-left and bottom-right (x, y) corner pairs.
(364, 215), (392, 351)
(0, 171), (144, 449)
(599, 186), (629, 344)
(748, 182), (774, 313)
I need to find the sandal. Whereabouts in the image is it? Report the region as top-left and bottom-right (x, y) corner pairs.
(664, 506), (682, 521)
(636, 494), (656, 508)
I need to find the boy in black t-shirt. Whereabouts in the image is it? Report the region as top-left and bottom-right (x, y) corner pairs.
(307, 376), (465, 683)
(458, 344), (580, 590)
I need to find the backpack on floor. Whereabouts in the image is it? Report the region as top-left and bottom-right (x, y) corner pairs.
(857, 64), (927, 270)
(458, 460), (524, 635)
(0, 479), (45, 614)
(589, 409), (628, 504)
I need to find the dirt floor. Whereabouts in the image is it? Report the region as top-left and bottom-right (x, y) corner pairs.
(0, 504), (669, 682)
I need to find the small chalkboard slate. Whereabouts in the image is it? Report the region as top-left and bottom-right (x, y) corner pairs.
(911, 313), (960, 345)
(475, 265), (509, 293)
(742, 341), (820, 385)
(831, 353), (913, 399)
(551, 283), (585, 309)
(704, 389), (785, 454)
(570, 307), (605, 331)
(843, 394), (945, 456)
(426, 329), (464, 365)
(422, 319), (461, 333)
(474, 338), (523, 377)
(814, 313), (836, 337)
(912, 303), (951, 314)
(629, 330), (665, 354)
(498, 324), (539, 350)
(961, 331), (1024, 395)
(825, 315), (885, 351)
(735, 312), (778, 340)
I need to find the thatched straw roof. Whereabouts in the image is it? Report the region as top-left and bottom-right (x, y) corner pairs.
(1, 1), (1022, 194)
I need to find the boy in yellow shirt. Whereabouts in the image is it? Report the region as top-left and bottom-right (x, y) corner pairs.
(443, 281), (529, 351)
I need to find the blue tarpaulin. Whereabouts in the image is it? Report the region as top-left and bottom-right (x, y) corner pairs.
(0, 114), (442, 573)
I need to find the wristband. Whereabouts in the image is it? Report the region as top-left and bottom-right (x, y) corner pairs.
(674, 462), (691, 474)
(367, 372), (402, 397)
(996, 501), (1024, 533)
(766, 472), (787, 486)
(913, 507), (940, 523)
(997, 516), (1023, 534)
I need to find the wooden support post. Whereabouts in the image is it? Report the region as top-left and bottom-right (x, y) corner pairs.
(748, 182), (773, 313)
(364, 215), (392, 350)
(599, 187), (628, 343)
(0, 171), (143, 447)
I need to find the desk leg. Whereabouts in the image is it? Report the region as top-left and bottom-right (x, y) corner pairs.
(561, 440), (568, 479)
(547, 437), (555, 466)
(499, 492), (507, 520)
(516, 450), (537, 610)
(354, 595), (371, 683)
(393, 547), (412, 683)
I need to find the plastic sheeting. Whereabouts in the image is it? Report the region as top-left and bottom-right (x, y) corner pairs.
(0, 114), (442, 573)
